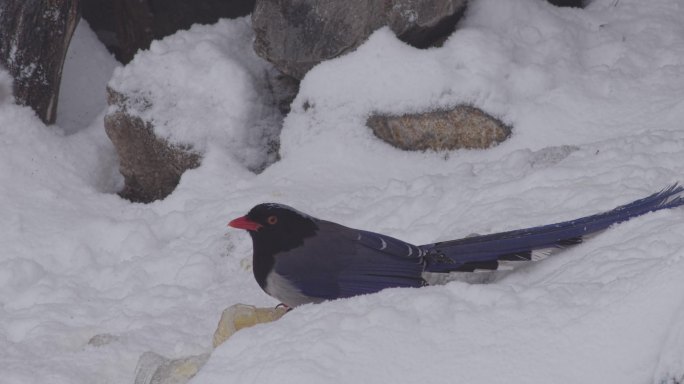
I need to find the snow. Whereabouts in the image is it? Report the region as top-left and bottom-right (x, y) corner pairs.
(107, 18), (282, 172)
(1, 0), (684, 383)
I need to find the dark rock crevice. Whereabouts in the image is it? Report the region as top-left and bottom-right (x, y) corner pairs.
(367, 105), (511, 151)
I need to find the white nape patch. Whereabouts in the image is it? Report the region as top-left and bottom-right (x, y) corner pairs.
(406, 244), (413, 256)
(265, 271), (322, 307)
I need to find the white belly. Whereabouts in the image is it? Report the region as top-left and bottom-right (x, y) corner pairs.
(265, 271), (325, 307)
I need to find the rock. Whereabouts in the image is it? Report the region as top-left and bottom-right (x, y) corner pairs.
(0, 0), (80, 124)
(546, 0), (584, 7)
(388, 0), (467, 49)
(134, 351), (209, 384)
(104, 87), (201, 203)
(81, 0), (256, 63)
(132, 304), (287, 384)
(267, 72), (300, 115)
(529, 145), (579, 169)
(212, 304), (288, 348)
(88, 333), (119, 347)
(0, 70), (12, 104)
(252, 0), (466, 79)
(252, 0), (383, 80)
(367, 105), (511, 151)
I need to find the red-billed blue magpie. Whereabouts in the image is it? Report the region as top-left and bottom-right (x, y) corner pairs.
(229, 184), (684, 307)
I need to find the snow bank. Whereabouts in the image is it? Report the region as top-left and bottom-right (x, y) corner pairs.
(1, 0), (684, 383)
(108, 17), (282, 171)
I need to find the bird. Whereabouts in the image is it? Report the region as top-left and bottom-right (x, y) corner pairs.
(228, 184), (684, 308)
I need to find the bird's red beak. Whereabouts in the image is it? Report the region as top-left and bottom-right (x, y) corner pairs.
(228, 215), (262, 231)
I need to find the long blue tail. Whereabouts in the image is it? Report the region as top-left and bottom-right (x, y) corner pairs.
(422, 184), (684, 273)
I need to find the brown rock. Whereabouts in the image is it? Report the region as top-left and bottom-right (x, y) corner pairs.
(104, 87), (201, 203)
(367, 105), (511, 151)
(0, 0), (80, 124)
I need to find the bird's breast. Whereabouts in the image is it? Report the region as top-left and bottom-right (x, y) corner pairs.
(264, 270), (323, 307)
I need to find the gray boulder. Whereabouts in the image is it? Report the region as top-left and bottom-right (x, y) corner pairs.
(252, 0), (467, 79)
(0, 0), (80, 124)
(104, 87), (201, 203)
(367, 105), (511, 151)
(81, 0), (256, 63)
(134, 351), (209, 384)
(388, 0), (467, 48)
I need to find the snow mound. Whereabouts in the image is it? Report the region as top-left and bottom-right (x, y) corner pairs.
(108, 17), (281, 171)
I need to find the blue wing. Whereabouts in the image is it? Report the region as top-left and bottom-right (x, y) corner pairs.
(336, 229), (426, 297)
(273, 221), (425, 301)
(422, 184), (684, 272)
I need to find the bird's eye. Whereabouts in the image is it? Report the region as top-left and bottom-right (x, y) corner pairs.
(267, 215), (278, 225)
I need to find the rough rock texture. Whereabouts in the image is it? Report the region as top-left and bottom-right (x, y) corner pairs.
(387, 0), (467, 48)
(252, 0), (467, 79)
(104, 87), (201, 203)
(134, 351), (210, 384)
(131, 304), (287, 384)
(367, 105), (511, 151)
(81, 0), (256, 63)
(212, 304), (289, 348)
(0, 0), (80, 124)
(267, 72), (300, 115)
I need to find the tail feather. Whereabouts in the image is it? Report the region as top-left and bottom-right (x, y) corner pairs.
(422, 184), (684, 273)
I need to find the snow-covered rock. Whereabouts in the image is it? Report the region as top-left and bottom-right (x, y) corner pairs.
(105, 18), (282, 201)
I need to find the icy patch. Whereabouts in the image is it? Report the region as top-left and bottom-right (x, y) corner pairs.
(57, 19), (120, 134)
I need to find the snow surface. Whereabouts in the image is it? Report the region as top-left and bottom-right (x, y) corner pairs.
(1, 0), (684, 383)
(107, 18), (282, 172)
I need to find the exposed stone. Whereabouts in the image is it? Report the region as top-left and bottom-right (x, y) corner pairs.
(81, 0), (256, 63)
(134, 351), (210, 384)
(252, 0), (467, 80)
(0, 0), (80, 124)
(132, 304), (288, 384)
(87, 333), (119, 347)
(266, 72), (300, 115)
(367, 105), (511, 151)
(212, 304), (288, 348)
(388, 0), (467, 49)
(252, 0), (382, 80)
(104, 87), (201, 203)
(546, 0), (584, 7)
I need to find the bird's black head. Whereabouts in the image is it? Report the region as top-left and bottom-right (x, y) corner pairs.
(229, 203), (319, 254)
(229, 203), (319, 290)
